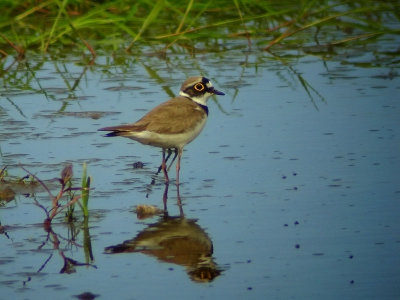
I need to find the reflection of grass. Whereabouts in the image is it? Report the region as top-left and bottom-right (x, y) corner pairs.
(0, 0), (398, 56)
(0, 1), (398, 116)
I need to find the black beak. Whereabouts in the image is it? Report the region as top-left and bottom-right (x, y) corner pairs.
(209, 87), (225, 96)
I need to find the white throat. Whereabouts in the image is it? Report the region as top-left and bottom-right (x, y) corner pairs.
(179, 90), (212, 106)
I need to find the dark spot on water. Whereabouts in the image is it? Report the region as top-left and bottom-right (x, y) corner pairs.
(284, 224), (288, 227)
(373, 70), (398, 79)
(37, 111), (119, 120)
(293, 172), (297, 176)
(0, 280), (20, 285)
(295, 244), (300, 249)
(223, 156), (241, 160)
(73, 292), (100, 300)
(44, 284), (62, 288)
(247, 287), (253, 290)
(0, 258), (15, 264)
(93, 142), (113, 148)
(294, 221), (299, 225)
(133, 161), (144, 169)
(349, 255), (353, 259)
(312, 253), (324, 256)
(282, 175), (286, 179)
(248, 191), (265, 195)
(104, 86), (144, 91)
(350, 280), (354, 284)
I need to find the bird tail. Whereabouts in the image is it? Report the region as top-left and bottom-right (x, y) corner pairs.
(98, 126), (135, 137)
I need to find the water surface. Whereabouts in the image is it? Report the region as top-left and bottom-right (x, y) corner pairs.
(1, 29), (399, 300)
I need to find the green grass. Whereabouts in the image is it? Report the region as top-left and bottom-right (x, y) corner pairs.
(81, 162), (91, 219)
(0, 0), (398, 111)
(0, 0), (399, 57)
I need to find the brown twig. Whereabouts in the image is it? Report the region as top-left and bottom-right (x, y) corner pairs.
(0, 33), (25, 59)
(69, 23), (96, 60)
(19, 163), (54, 199)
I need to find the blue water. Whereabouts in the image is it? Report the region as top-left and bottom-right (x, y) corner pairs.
(1, 36), (399, 300)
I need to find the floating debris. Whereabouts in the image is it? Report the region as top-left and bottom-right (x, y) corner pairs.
(133, 161), (144, 169)
(135, 204), (164, 219)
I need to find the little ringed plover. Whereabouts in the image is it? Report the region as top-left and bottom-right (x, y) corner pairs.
(98, 76), (225, 185)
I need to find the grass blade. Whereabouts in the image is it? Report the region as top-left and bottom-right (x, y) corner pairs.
(81, 162), (90, 218)
(125, 0), (166, 51)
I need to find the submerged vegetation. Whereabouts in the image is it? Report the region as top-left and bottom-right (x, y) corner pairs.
(0, 0), (399, 58)
(0, 163), (95, 275)
(1, 163), (91, 226)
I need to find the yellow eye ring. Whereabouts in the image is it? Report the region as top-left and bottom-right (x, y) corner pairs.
(194, 83), (205, 91)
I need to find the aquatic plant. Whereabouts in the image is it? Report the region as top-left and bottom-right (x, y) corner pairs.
(81, 161), (91, 218)
(65, 162), (91, 221)
(19, 163), (91, 228)
(0, 0), (398, 56)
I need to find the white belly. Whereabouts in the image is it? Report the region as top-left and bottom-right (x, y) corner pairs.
(127, 118), (207, 149)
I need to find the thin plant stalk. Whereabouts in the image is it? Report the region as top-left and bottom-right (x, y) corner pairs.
(81, 162), (90, 218)
(45, 0), (68, 51)
(125, 0), (166, 52)
(233, 0), (251, 48)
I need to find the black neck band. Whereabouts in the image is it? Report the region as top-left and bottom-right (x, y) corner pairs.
(183, 96), (209, 116)
(197, 103), (209, 116)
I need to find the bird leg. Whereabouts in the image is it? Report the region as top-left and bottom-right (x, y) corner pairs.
(167, 148), (178, 171)
(157, 148), (172, 175)
(157, 148), (181, 185)
(161, 148), (169, 182)
(176, 148), (183, 186)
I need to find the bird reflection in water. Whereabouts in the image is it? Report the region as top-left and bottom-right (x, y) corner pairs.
(104, 184), (225, 282)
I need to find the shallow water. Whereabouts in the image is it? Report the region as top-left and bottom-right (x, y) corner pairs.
(1, 33), (400, 299)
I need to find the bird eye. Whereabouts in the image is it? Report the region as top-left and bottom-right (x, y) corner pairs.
(194, 83), (205, 91)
